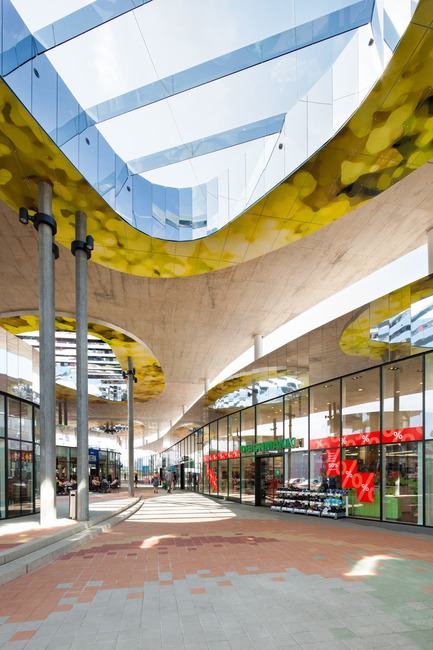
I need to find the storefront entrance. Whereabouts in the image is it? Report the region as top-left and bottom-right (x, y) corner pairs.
(255, 455), (284, 506)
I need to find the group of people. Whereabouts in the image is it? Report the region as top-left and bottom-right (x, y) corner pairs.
(151, 470), (177, 494)
(56, 477), (76, 495)
(90, 475), (120, 492)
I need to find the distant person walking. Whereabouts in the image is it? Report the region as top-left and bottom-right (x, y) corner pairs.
(134, 473), (138, 488)
(165, 469), (173, 493)
(152, 472), (159, 494)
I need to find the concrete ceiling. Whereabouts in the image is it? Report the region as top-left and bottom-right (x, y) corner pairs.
(1, 158), (433, 451)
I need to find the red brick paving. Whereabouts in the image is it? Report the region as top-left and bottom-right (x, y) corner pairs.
(0, 499), (432, 629)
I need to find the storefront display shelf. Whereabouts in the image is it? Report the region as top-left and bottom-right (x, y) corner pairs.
(271, 488), (348, 519)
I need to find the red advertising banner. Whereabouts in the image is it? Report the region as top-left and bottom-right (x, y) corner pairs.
(357, 472), (374, 503)
(341, 431), (380, 446)
(341, 459), (358, 488)
(309, 435), (340, 450)
(382, 427), (423, 443)
(326, 449), (340, 476)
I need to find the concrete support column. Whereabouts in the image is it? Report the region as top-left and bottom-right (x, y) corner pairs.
(252, 335), (263, 406)
(204, 379), (210, 394)
(428, 228), (433, 275)
(127, 356), (135, 497)
(38, 182), (56, 526)
(74, 211), (89, 521)
(254, 334), (263, 361)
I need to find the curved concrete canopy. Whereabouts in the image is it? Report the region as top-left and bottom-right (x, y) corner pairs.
(0, 1), (429, 279)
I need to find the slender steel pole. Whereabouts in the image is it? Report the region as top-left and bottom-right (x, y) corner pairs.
(39, 182), (56, 526)
(127, 356), (134, 496)
(75, 211), (89, 521)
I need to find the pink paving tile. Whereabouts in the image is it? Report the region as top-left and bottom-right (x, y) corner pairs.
(271, 577), (285, 582)
(159, 580), (173, 586)
(413, 567), (428, 572)
(127, 592), (143, 599)
(217, 581), (232, 587)
(422, 587), (433, 593)
(190, 588), (206, 594)
(8, 631), (36, 642)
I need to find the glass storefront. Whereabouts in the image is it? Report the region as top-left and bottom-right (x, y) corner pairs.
(0, 392), (38, 518)
(162, 350), (433, 528)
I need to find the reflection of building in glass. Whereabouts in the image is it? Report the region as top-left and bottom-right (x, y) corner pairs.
(210, 377), (302, 409)
(17, 331), (127, 402)
(370, 295), (433, 349)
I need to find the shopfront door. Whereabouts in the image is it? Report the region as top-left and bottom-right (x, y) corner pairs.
(255, 455), (284, 506)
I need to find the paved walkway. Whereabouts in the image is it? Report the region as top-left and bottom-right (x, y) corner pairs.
(0, 488), (146, 549)
(0, 491), (432, 649)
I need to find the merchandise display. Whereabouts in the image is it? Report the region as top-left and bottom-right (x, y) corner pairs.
(270, 488), (348, 519)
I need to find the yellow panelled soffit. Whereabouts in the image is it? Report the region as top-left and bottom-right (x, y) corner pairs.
(0, 2), (432, 278)
(0, 314), (164, 402)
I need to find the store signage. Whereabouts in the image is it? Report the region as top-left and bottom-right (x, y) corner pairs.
(326, 449), (340, 476)
(88, 448), (99, 464)
(240, 437), (298, 454)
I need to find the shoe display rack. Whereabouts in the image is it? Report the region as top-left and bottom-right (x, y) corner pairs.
(270, 488), (348, 519)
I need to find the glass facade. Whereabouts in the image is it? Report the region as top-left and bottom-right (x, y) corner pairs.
(160, 351), (433, 528)
(0, 392), (38, 518)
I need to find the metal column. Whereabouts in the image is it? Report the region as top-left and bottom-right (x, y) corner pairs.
(127, 356), (135, 496)
(73, 211), (90, 521)
(38, 182), (57, 526)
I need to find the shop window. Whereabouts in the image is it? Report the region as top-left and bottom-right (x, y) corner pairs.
(384, 441), (423, 525)
(342, 445), (380, 519)
(34, 407), (40, 444)
(0, 439), (5, 518)
(218, 459), (228, 498)
(284, 390), (308, 449)
(382, 356), (422, 443)
(426, 441), (433, 527)
(309, 382), (340, 449)
(241, 454), (255, 505)
(0, 395), (4, 437)
(289, 450), (308, 489)
(7, 398), (20, 439)
(342, 368), (380, 447)
(256, 398), (283, 453)
(309, 449), (340, 491)
(241, 406), (255, 448)
(228, 412), (240, 458)
(228, 457), (240, 501)
(218, 418), (228, 461)
(424, 352), (433, 440)
(209, 421), (217, 457)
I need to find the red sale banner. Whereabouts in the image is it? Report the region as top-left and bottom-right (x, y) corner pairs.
(326, 449), (340, 476)
(357, 473), (374, 503)
(382, 427), (423, 443)
(341, 459), (358, 488)
(341, 431), (380, 446)
(309, 435), (340, 449)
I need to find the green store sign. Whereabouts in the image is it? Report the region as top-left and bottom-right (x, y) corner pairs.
(240, 438), (297, 454)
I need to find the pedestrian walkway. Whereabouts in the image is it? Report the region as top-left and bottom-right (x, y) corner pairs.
(0, 491), (432, 649)
(0, 487), (149, 549)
